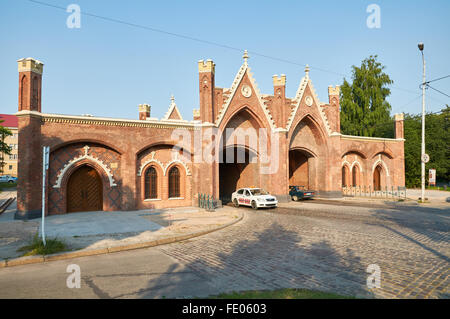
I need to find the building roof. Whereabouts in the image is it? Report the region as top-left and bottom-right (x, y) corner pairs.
(0, 114), (18, 128)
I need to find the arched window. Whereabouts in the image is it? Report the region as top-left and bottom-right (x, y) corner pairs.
(168, 166), (180, 198)
(342, 166), (349, 187)
(20, 75), (27, 110)
(144, 166), (158, 199)
(352, 165), (360, 187)
(32, 76), (39, 109)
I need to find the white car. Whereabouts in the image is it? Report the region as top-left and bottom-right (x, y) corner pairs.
(231, 188), (278, 210)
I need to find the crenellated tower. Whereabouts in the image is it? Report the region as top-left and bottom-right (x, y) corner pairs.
(15, 58), (44, 219)
(198, 59), (215, 123)
(17, 58), (43, 112)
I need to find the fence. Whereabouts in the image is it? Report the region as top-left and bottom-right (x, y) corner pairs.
(198, 193), (221, 211)
(342, 186), (407, 199)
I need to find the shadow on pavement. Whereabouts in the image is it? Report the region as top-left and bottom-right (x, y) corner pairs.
(132, 220), (375, 299)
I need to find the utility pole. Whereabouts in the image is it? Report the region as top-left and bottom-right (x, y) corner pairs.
(418, 43), (427, 203)
(41, 146), (49, 245)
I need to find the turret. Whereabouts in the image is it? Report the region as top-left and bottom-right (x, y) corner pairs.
(138, 104), (151, 120)
(198, 59), (215, 123)
(17, 58), (44, 112)
(394, 113), (404, 139)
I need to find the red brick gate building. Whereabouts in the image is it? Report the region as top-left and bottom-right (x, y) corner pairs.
(14, 54), (405, 219)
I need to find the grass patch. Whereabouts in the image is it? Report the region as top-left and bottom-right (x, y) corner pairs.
(208, 288), (354, 299)
(427, 186), (450, 192)
(0, 181), (17, 191)
(17, 234), (68, 256)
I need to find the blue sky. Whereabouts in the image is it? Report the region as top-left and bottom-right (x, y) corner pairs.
(1, 0), (449, 120)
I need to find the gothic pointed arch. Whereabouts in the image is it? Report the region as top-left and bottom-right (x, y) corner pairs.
(289, 114), (326, 151)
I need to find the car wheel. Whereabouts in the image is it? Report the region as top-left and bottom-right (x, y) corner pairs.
(292, 195), (298, 201)
(251, 201), (258, 210)
(8, 180), (13, 184)
(233, 199), (239, 208)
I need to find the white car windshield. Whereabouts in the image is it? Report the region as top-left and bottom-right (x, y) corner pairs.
(250, 189), (268, 196)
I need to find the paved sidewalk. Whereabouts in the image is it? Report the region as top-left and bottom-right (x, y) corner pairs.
(0, 200), (39, 260)
(0, 200), (241, 261)
(315, 189), (450, 207)
(406, 189), (450, 203)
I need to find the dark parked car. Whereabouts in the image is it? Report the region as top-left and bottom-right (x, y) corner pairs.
(289, 186), (315, 201)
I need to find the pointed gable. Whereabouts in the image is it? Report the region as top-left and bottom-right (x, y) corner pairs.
(214, 51), (277, 130)
(163, 95), (183, 121)
(285, 65), (332, 135)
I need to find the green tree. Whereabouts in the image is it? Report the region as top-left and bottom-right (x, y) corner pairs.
(0, 120), (12, 174)
(403, 113), (421, 187)
(424, 105), (449, 185)
(403, 105), (449, 187)
(340, 55), (393, 137)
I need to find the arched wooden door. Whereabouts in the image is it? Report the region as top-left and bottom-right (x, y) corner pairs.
(67, 166), (103, 213)
(373, 165), (382, 191)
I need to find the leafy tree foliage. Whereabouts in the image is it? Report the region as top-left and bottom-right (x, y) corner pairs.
(403, 106), (449, 187)
(340, 55), (393, 137)
(0, 120), (12, 174)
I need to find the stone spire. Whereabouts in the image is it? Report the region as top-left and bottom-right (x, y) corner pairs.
(243, 50), (249, 65)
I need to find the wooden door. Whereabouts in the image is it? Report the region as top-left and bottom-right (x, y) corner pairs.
(67, 166), (103, 213)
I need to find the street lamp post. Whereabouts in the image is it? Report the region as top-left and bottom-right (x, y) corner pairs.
(418, 42), (426, 203)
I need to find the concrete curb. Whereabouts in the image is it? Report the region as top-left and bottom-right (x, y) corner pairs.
(0, 211), (243, 269)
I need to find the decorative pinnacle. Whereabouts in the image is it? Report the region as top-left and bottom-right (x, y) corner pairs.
(305, 64), (310, 75)
(243, 50), (249, 64)
(170, 94), (175, 103)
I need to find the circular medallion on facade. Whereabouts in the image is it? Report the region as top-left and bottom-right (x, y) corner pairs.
(241, 85), (252, 98)
(305, 96), (313, 106)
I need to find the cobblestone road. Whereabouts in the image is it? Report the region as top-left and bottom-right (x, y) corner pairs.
(0, 201), (448, 299)
(159, 203), (449, 299)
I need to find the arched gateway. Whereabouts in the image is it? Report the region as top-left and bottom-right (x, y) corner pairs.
(14, 55), (405, 219)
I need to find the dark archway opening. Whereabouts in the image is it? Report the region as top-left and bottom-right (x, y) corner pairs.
(219, 146), (259, 204)
(67, 165), (103, 213)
